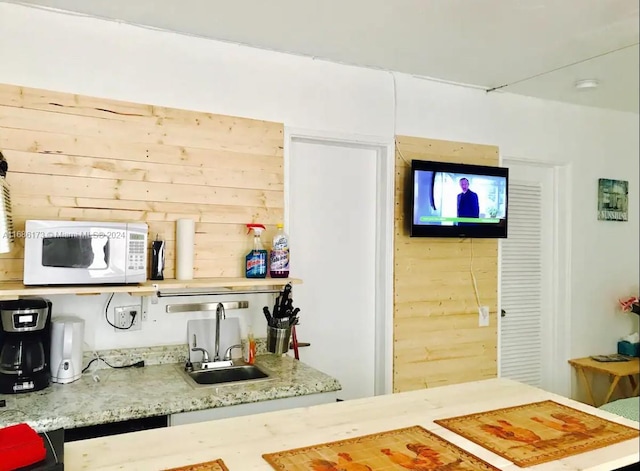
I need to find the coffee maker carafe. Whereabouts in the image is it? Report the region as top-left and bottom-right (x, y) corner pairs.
(0, 297), (52, 394)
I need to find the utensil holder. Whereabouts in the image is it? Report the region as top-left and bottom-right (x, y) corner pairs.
(267, 326), (291, 354)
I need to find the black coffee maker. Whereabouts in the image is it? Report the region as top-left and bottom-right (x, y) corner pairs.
(0, 297), (52, 394)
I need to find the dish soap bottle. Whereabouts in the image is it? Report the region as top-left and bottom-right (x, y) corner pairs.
(245, 224), (267, 278)
(269, 223), (290, 278)
(245, 326), (256, 365)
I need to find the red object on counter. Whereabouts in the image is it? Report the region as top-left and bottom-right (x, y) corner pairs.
(0, 423), (46, 471)
(291, 325), (300, 360)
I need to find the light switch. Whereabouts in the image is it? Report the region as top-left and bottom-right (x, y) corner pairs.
(479, 306), (490, 327)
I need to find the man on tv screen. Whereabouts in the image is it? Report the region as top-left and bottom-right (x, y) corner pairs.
(457, 177), (479, 225)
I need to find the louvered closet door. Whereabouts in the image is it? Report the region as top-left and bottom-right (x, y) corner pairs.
(500, 162), (554, 389)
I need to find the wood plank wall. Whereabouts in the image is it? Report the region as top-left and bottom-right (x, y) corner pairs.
(394, 135), (499, 392)
(0, 84), (284, 281)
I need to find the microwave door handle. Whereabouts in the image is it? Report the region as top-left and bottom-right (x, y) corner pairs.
(103, 240), (110, 265)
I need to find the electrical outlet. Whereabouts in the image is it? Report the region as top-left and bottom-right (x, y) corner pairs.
(114, 305), (142, 332)
(479, 306), (490, 327)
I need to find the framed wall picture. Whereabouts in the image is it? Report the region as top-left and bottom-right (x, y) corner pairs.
(597, 178), (628, 221)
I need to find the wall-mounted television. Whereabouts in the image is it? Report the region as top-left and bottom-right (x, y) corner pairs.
(410, 160), (509, 238)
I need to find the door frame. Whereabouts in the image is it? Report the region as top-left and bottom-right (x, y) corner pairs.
(499, 157), (572, 396)
(284, 127), (395, 395)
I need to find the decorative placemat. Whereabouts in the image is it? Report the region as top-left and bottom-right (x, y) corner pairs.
(435, 400), (640, 467)
(263, 425), (499, 470)
(164, 459), (229, 471)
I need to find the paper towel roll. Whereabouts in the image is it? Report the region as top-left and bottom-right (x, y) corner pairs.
(176, 218), (194, 280)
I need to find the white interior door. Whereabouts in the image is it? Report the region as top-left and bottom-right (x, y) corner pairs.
(288, 139), (377, 401)
(500, 161), (555, 390)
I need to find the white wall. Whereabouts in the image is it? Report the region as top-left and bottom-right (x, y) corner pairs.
(47, 292), (270, 351)
(0, 4), (638, 370)
(0, 3), (393, 137)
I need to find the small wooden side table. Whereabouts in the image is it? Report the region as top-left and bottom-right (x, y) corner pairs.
(568, 356), (640, 406)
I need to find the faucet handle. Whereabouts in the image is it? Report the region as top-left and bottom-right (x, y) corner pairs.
(223, 344), (243, 361)
(191, 347), (210, 363)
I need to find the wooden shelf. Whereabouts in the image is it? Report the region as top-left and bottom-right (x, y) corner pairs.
(151, 277), (301, 291)
(0, 278), (302, 301)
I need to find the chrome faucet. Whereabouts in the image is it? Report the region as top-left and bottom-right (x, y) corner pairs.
(215, 302), (225, 361)
(189, 304), (234, 371)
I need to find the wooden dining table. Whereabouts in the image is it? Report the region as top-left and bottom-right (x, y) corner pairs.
(66, 378), (639, 471)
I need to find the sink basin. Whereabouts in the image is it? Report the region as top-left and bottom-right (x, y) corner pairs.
(178, 363), (271, 387)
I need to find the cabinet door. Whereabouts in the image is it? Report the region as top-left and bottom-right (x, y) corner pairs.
(500, 163), (554, 389)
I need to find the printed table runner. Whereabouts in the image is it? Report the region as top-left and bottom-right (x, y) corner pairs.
(435, 400), (639, 467)
(263, 425), (498, 470)
(164, 459), (229, 471)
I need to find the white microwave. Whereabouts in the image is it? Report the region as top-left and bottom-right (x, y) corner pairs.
(23, 220), (148, 285)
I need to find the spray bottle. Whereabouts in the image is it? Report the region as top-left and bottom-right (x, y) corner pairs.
(269, 223), (290, 278)
(245, 224), (268, 278)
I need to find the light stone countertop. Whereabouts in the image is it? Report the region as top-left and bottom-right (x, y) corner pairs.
(0, 353), (341, 432)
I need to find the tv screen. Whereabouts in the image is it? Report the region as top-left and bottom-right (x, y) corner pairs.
(410, 160), (508, 238)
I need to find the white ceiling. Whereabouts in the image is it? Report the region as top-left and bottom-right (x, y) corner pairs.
(6, 0), (640, 113)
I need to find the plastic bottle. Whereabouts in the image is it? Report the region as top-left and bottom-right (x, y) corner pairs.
(245, 326), (256, 365)
(269, 223), (290, 278)
(245, 224), (268, 278)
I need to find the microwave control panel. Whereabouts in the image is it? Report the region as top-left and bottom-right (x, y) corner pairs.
(128, 233), (146, 272)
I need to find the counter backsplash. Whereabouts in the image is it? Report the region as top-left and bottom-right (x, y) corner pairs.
(83, 338), (269, 369)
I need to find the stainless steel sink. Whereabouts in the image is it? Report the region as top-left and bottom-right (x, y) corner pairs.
(177, 363), (271, 388)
